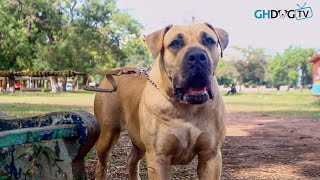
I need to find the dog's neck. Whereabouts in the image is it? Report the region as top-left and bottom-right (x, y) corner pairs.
(149, 57), (175, 99)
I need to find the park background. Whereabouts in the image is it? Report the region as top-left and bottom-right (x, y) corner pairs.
(0, 0), (320, 179)
(1, 0), (320, 91)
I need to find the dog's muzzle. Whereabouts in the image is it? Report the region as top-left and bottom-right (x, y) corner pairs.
(174, 87), (214, 104)
(173, 48), (214, 104)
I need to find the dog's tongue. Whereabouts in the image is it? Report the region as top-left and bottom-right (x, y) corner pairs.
(187, 87), (207, 95)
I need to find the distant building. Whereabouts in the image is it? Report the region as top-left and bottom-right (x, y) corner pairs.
(308, 53), (320, 95)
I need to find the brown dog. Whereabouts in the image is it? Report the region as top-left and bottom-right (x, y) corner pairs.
(94, 23), (228, 180)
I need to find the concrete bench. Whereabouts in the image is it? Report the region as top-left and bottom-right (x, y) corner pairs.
(0, 111), (100, 180)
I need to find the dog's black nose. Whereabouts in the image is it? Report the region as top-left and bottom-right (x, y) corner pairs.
(186, 50), (208, 64)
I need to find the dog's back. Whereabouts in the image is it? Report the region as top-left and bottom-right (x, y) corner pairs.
(94, 67), (147, 153)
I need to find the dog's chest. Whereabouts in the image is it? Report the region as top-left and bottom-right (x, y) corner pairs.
(162, 120), (213, 165)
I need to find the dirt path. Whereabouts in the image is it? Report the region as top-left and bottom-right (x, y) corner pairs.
(223, 111), (320, 179)
(85, 111), (320, 179)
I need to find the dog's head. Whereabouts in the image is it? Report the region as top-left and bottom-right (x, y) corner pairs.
(144, 23), (229, 104)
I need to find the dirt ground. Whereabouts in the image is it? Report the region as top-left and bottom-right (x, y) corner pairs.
(85, 111), (320, 179)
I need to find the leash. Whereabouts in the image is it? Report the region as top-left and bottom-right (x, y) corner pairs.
(0, 68), (215, 103)
(83, 67), (159, 92)
(139, 66), (159, 90)
(0, 68), (159, 93)
(83, 68), (139, 92)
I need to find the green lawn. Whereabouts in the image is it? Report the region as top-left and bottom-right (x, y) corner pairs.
(223, 90), (320, 118)
(0, 91), (95, 117)
(0, 90), (319, 118)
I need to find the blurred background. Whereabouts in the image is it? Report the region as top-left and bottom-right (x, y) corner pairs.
(0, 0), (319, 92)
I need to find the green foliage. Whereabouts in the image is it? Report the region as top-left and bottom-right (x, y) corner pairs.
(122, 38), (152, 68)
(0, 0), (318, 88)
(233, 47), (270, 85)
(0, 0), (150, 72)
(216, 58), (239, 85)
(0, 1), (35, 70)
(217, 46), (270, 86)
(216, 46), (318, 87)
(268, 46), (317, 87)
(268, 54), (287, 86)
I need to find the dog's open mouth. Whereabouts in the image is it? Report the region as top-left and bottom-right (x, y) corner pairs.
(174, 86), (214, 104)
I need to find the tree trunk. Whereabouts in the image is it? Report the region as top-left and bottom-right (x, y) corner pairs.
(60, 77), (67, 92)
(8, 76), (15, 93)
(72, 76), (78, 91)
(82, 75), (89, 89)
(237, 77), (242, 91)
(286, 85), (290, 91)
(300, 64), (307, 92)
(50, 76), (59, 93)
(1, 77), (7, 92)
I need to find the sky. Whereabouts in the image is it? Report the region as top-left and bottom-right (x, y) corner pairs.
(117, 0), (320, 54)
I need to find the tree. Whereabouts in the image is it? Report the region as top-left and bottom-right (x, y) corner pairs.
(216, 58), (239, 86)
(0, 0), (149, 92)
(268, 53), (288, 87)
(122, 37), (152, 68)
(268, 46), (316, 88)
(0, 1), (35, 71)
(231, 46), (270, 86)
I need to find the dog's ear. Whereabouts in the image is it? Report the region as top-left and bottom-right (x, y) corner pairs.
(143, 24), (173, 58)
(204, 22), (229, 51)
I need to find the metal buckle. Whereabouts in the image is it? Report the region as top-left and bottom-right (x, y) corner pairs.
(133, 68), (141, 77)
(114, 70), (123, 76)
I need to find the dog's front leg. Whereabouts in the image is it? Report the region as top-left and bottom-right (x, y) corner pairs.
(146, 152), (171, 180)
(197, 150), (222, 180)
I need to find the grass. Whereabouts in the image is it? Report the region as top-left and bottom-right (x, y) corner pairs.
(222, 90), (320, 118)
(0, 90), (319, 118)
(0, 91), (95, 117)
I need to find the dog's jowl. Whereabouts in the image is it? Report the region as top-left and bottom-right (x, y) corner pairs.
(94, 22), (229, 180)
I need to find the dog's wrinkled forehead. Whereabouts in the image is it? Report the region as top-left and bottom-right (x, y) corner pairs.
(163, 24), (218, 46)
(144, 23), (228, 58)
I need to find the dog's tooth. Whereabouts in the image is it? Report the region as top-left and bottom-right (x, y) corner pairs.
(208, 88), (214, 100)
(174, 89), (184, 101)
(175, 93), (183, 101)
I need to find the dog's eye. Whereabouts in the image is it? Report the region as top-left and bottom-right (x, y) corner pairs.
(169, 40), (182, 48)
(204, 37), (216, 46)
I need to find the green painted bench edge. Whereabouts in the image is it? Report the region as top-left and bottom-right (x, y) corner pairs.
(0, 110), (100, 179)
(0, 124), (78, 148)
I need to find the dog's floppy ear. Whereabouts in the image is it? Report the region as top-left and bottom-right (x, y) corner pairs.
(204, 23), (229, 57)
(143, 24), (173, 58)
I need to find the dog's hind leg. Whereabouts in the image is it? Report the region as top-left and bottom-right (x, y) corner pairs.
(127, 145), (145, 180)
(95, 128), (120, 180)
(94, 93), (123, 180)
